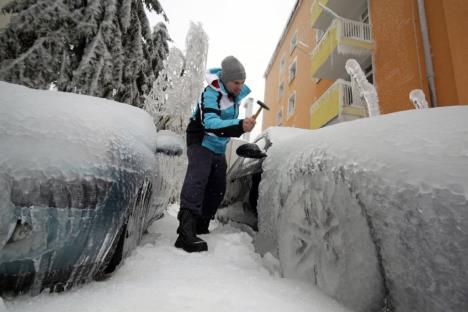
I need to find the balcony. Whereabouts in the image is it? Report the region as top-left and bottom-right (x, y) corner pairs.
(310, 79), (367, 129)
(311, 0), (368, 31)
(310, 18), (373, 80)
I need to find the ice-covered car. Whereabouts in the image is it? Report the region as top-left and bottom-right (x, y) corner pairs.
(0, 82), (182, 295)
(222, 107), (468, 312)
(221, 128), (309, 230)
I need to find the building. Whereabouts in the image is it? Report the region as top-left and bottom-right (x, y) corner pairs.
(263, 0), (468, 131)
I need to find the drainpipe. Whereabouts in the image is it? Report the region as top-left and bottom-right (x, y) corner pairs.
(416, 0), (438, 107)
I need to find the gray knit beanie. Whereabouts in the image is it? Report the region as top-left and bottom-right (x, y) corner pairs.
(220, 56), (246, 84)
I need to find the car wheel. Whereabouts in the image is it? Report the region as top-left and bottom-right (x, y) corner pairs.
(94, 223), (127, 281)
(277, 167), (384, 311)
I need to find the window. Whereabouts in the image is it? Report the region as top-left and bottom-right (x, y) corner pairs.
(289, 58), (297, 83)
(290, 31), (298, 53)
(365, 63), (374, 84)
(288, 92), (296, 116)
(279, 55), (285, 74)
(276, 109), (283, 126)
(278, 82), (284, 98)
(361, 7), (369, 24)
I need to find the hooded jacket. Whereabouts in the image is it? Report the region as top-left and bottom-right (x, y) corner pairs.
(186, 68), (251, 154)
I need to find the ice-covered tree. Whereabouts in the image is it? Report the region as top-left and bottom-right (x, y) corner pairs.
(0, 0), (169, 107)
(144, 22), (208, 134)
(144, 22), (208, 205)
(145, 46), (186, 131)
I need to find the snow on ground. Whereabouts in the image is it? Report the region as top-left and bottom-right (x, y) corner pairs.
(1, 204), (351, 312)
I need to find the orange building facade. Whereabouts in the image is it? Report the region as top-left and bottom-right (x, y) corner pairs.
(263, 0), (468, 131)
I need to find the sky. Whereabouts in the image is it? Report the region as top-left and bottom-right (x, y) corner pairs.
(147, 0), (298, 139)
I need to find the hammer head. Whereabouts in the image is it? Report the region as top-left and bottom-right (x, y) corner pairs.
(256, 100), (270, 111)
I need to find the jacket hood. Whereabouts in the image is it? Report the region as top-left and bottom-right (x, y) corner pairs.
(205, 68), (251, 101)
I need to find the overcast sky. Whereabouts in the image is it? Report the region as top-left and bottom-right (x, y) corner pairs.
(147, 0), (297, 137)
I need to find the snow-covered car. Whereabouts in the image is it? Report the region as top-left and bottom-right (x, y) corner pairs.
(0, 82), (182, 295)
(222, 107), (468, 312)
(221, 128), (309, 230)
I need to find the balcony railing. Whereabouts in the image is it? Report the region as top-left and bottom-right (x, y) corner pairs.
(310, 79), (366, 129)
(310, 17), (373, 80)
(311, 0), (369, 31)
(342, 18), (371, 41)
(311, 18), (371, 60)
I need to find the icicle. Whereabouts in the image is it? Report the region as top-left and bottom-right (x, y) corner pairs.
(409, 89), (429, 109)
(0, 296), (6, 311)
(30, 254), (47, 296)
(345, 59), (380, 117)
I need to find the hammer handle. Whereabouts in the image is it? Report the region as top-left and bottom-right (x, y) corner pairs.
(252, 107), (263, 119)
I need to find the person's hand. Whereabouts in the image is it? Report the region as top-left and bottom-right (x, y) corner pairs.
(242, 117), (256, 132)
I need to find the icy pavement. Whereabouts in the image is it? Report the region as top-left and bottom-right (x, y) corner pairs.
(2, 204), (350, 312)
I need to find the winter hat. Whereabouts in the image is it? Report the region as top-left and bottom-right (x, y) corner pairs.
(220, 56), (246, 84)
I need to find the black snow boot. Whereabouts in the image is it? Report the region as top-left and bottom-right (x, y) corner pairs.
(175, 209), (208, 252)
(196, 218), (211, 235)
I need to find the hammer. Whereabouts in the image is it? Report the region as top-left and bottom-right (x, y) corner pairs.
(252, 100), (270, 119)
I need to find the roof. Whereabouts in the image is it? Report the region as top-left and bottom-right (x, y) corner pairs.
(263, 0), (301, 78)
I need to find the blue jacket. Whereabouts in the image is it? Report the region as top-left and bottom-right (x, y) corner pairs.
(186, 68), (251, 154)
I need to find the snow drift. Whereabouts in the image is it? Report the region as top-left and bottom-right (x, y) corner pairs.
(3, 204), (352, 312)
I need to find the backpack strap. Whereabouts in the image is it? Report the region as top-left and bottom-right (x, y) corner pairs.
(186, 88), (223, 147)
(194, 88), (223, 126)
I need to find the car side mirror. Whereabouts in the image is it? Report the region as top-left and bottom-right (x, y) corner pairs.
(155, 130), (184, 156)
(236, 143), (266, 159)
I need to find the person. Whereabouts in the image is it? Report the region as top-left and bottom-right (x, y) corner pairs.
(175, 56), (256, 252)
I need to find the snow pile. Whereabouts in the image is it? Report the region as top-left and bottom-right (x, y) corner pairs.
(217, 201), (258, 230)
(155, 130), (184, 155)
(257, 106), (468, 311)
(2, 204), (351, 312)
